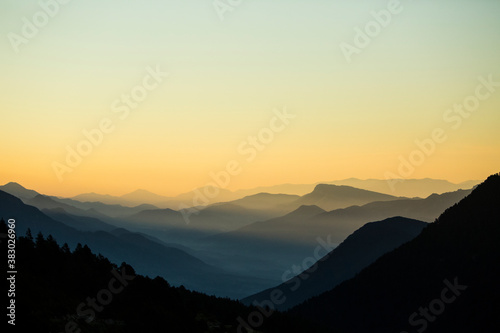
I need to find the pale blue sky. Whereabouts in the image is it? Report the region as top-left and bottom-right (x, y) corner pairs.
(1, 0), (499, 195)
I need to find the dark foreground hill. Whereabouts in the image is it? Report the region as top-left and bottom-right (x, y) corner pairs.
(291, 173), (500, 333)
(1, 221), (329, 333)
(243, 216), (427, 311)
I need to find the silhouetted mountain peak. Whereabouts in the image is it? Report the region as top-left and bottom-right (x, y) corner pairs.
(294, 183), (399, 211)
(126, 189), (153, 195)
(310, 184), (392, 196)
(0, 182), (40, 199)
(312, 183), (340, 193)
(3, 181), (25, 189)
(120, 189), (168, 202)
(287, 205), (326, 217)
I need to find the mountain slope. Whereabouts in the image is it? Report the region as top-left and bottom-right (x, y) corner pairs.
(291, 173), (500, 332)
(243, 216), (427, 311)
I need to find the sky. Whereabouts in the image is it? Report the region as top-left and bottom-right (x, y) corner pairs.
(1, 0), (499, 197)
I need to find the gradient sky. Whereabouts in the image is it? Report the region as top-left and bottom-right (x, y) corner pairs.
(1, 0), (499, 197)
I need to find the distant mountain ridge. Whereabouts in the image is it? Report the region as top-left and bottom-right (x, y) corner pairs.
(327, 177), (479, 198)
(66, 178), (478, 208)
(1, 177), (476, 210)
(290, 184), (401, 211)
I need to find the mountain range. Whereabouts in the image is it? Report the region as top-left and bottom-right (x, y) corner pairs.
(0, 173), (497, 332)
(1, 177), (474, 209)
(0, 181), (476, 286)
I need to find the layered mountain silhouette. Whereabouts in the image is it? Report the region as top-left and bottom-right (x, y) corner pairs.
(199, 188), (471, 280)
(14, 177), (476, 209)
(0, 183), (159, 218)
(291, 173), (500, 332)
(243, 216), (427, 311)
(0, 173), (494, 332)
(0, 190), (271, 298)
(116, 185), (405, 245)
